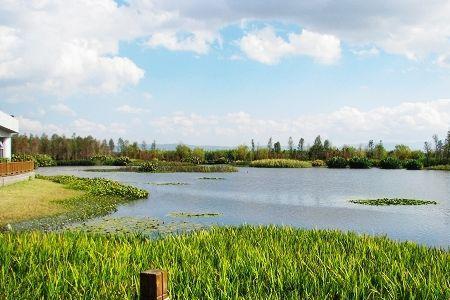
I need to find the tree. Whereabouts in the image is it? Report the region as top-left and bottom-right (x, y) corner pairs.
(108, 139), (115, 152)
(298, 138), (305, 151)
(273, 141), (281, 154)
(151, 140), (157, 151)
(267, 137), (273, 157)
(424, 141), (432, 166)
(374, 140), (387, 160)
(251, 139), (255, 161)
(176, 144), (191, 162)
(288, 137), (294, 157)
(367, 140), (375, 158)
(141, 140), (147, 151)
(309, 135), (324, 159)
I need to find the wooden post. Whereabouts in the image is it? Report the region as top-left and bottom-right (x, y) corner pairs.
(140, 269), (169, 300)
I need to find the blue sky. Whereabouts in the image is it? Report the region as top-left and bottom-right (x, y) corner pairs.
(1, 1), (450, 147)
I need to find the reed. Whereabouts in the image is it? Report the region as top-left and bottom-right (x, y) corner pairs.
(250, 159), (312, 168)
(0, 226), (448, 299)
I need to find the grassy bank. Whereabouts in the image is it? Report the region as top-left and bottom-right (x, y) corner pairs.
(250, 159), (312, 168)
(0, 179), (83, 226)
(3, 176), (148, 231)
(1, 226), (448, 299)
(350, 198), (438, 206)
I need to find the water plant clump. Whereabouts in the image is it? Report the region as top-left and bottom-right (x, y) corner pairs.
(427, 164), (450, 171)
(250, 159), (312, 168)
(148, 182), (189, 186)
(403, 159), (423, 170)
(0, 226), (448, 299)
(349, 198), (437, 206)
(138, 161), (237, 173)
(36, 175), (148, 199)
(379, 157), (402, 169)
(169, 212), (222, 218)
(198, 177), (225, 180)
(326, 157), (348, 168)
(348, 157), (372, 169)
(311, 159), (325, 167)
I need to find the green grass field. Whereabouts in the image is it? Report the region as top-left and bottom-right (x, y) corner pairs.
(1, 226), (448, 299)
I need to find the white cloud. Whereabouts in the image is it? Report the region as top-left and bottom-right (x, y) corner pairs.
(351, 47), (380, 58)
(17, 116), (63, 135)
(150, 99), (450, 145)
(147, 31), (217, 54)
(50, 103), (76, 116)
(116, 105), (150, 114)
(239, 27), (341, 65)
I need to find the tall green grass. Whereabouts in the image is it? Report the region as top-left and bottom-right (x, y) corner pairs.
(250, 159), (312, 168)
(1, 226), (448, 299)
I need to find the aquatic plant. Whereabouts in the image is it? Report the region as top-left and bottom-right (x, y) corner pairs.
(138, 161), (237, 173)
(326, 157), (348, 168)
(403, 159), (423, 170)
(311, 159), (325, 167)
(250, 159), (312, 168)
(349, 198), (437, 206)
(169, 212), (222, 218)
(37, 175), (148, 199)
(198, 177), (225, 180)
(348, 157), (372, 169)
(379, 157), (402, 169)
(427, 164), (450, 171)
(0, 226), (448, 299)
(148, 182), (189, 186)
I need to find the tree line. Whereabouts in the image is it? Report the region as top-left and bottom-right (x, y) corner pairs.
(11, 131), (450, 166)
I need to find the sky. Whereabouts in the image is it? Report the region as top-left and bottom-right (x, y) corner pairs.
(1, 0), (450, 148)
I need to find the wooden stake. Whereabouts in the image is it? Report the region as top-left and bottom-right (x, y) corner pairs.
(140, 269), (169, 300)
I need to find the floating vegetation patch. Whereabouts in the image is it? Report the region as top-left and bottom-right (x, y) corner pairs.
(148, 182), (189, 186)
(349, 198), (438, 206)
(68, 217), (205, 235)
(198, 177), (225, 180)
(169, 212), (222, 218)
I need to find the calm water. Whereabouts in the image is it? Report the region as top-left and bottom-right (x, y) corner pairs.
(38, 167), (450, 247)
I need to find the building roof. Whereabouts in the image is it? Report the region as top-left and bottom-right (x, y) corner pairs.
(0, 110), (19, 133)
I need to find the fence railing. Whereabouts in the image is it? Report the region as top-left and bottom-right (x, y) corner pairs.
(0, 161), (35, 177)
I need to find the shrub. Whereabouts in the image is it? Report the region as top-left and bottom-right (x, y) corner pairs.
(250, 159), (312, 168)
(138, 161), (160, 172)
(56, 160), (96, 166)
(12, 153), (55, 167)
(311, 160), (325, 167)
(348, 157), (372, 169)
(404, 159), (423, 170)
(326, 157), (348, 168)
(379, 157), (402, 169)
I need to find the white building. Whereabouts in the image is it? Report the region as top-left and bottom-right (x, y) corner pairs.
(0, 111), (19, 159)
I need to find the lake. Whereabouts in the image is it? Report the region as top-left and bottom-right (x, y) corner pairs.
(38, 166), (450, 247)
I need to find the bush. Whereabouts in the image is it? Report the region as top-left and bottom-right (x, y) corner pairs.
(113, 156), (131, 166)
(311, 160), (325, 167)
(379, 157), (402, 169)
(12, 153), (55, 167)
(138, 161), (160, 172)
(56, 160), (95, 166)
(326, 157), (348, 168)
(404, 159), (423, 170)
(348, 157), (372, 169)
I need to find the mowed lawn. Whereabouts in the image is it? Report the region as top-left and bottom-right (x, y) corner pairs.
(0, 179), (83, 226)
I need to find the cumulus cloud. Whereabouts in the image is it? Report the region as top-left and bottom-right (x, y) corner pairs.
(116, 105), (150, 114)
(240, 27), (341, 64)
(50, 103), (76, 116)
(150, 99), (450, 145)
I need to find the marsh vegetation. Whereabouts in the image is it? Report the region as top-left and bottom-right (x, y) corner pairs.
(349, 198), (438, 206)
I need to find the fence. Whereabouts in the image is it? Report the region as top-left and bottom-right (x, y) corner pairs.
(0, 161), (35, 177)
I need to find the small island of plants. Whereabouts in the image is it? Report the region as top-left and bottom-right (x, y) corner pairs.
(349, 198), (438, 206)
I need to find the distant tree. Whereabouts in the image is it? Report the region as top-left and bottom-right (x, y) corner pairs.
(267, 137), (273, 157)
(374, 140), (387, 160)
(251, 139), (255, 161)
(117, 138), (125, 153)
(367, 140), (375, 158)
(424, 141), (432, 166)
(288, 137), (294, 157)
(445, 131), (450, 162)
(191, 147), (205, 164)
(273, 141), (281, 154)
(298, 138), (305, 151)
(309, 135), (324, 159)
(234, 145), (249, 161)
(176, 144), (191, 162)
(393, 144), (412, 160)
(141, 140), (147, 151)
(151, 140), (157, 151)
(108, 139), (115, 152)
